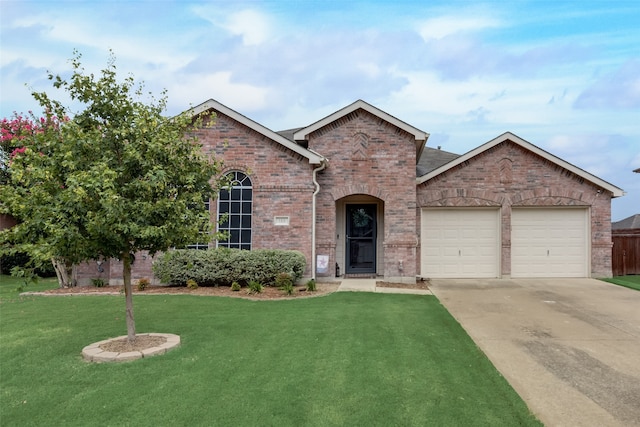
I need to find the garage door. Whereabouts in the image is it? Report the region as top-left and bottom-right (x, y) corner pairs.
(511, 208), (588, 278)
(421, 209), (500, 278)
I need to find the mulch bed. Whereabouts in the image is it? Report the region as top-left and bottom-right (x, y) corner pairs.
(37, 282), (341, 300)
(99, 335), (167, 353)
(376, 280), (430, 290)
(34, 279), (429, 300)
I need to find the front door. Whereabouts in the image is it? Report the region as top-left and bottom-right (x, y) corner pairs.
(346, 204), (377, 274)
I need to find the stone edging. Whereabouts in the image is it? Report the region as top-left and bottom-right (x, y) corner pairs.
(82, 333), (180, 363)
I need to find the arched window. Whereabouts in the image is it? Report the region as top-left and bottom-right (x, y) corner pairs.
(217, 171), (252, 250)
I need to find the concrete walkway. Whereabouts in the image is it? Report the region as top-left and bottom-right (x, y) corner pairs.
(429, 278), (640, 427)
(337, 278), (431, 295)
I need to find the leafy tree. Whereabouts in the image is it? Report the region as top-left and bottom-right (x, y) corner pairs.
(0, 51), (222, 342)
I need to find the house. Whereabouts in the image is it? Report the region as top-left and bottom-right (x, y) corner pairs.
(611, 214), (640, 276)
(80, 99), (624, 285)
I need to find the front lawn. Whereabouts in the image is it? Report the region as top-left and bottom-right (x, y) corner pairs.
(602, 275), (640, 291)
(0, 275), (540, 426)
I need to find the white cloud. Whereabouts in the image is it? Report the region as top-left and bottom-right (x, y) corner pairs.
(193, 7), (272, 46)
(574, 59), (640, 109)
(418, 16), (502, 41)
(169, 71), (269, 114)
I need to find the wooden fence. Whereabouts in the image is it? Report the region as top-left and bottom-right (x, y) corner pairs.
(612, 229), (640, 276)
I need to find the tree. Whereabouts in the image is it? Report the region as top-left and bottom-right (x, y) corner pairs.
(0, 51), (222, 342)
(1, 112), (77, 285)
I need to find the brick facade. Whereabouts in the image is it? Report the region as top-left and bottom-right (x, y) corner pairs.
(197, 112), (316, 271)
(74, 101), (620, 285)
(417, 140), (614, 277)
(308, 109), (418, 283)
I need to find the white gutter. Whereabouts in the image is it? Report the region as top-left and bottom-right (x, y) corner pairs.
(311, 158), (328, 280)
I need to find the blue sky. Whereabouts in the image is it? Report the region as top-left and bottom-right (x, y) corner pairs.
(1, 0), (638, 221)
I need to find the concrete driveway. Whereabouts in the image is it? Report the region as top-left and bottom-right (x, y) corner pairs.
(428, 278), (640, 427)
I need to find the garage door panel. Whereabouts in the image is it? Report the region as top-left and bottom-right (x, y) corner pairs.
(421, 209), (500, 278)
(511, 208), (588, 278)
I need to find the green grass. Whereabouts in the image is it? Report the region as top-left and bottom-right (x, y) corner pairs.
(602, 275), (640, 291)
(0, 274), (59, 297)
(1, 275), (540, 426)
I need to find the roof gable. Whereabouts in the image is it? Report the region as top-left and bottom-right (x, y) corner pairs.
(187, 100), (324, 165)
(293, 100), (429, 160)
(417, 131), (624, 197)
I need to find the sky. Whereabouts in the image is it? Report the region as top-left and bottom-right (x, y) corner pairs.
(1, 0), (638, 221)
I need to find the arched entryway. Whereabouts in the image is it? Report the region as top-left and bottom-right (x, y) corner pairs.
(336, 195), (384, 277)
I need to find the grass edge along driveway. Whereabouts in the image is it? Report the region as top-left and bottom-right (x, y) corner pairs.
(0, 277), (541, 426)
(602, 275), (640, 291)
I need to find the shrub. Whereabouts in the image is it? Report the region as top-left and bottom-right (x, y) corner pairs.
(275, 272), (294, 295)
(231, 281), (241, 292)
(136, 278), (150, 291)
(186, 279), (198, 289)
(306, 279), (317, 292)
(248, 280), (263, 294)
(91, 278), (107, 287)
(153, 248), (306, 287)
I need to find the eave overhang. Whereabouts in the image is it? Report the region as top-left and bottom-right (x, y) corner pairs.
(416, 131), (625, 198)
(187, 99), (325, 165)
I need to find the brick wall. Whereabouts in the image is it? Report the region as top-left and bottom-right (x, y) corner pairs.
(309, 109), (418, 283)
(196, 111), (316, 274)
(417, 140), (614, 277)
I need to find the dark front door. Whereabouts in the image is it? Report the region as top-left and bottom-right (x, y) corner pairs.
(346, 204), (377, 274)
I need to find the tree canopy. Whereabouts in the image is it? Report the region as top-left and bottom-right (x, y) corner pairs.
(0, 51), (222, 341)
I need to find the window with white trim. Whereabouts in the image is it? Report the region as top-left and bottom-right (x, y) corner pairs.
(217, 171), (252, 250)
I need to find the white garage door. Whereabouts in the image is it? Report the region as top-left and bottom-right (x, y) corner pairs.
(511, 208), (588, 278)
(421, 209), (500, 278)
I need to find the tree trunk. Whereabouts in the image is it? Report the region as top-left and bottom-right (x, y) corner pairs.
(52, 257), (77, 288)
(122, 252), (136, 343)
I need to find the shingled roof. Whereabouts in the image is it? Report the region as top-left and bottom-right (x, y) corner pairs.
(417, 146), (460, 176)
(612, 214), (640, 230)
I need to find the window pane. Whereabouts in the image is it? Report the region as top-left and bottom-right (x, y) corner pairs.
(217, 171), (252, 250)
(241, 244), (251, 250)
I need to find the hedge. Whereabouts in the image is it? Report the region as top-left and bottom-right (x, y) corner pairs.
(152, 248), (307, 286)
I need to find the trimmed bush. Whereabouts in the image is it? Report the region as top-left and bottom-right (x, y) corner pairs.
(247, 280), (263, 294)
(306, 279), (317, 292)
(153, 248), (306, 287)
(137, 278), (150, 291)
(91, 278), (107, 287)
(275, 272), (294, 295)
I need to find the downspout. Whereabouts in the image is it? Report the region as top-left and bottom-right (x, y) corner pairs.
(311, 158), (327, 280)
